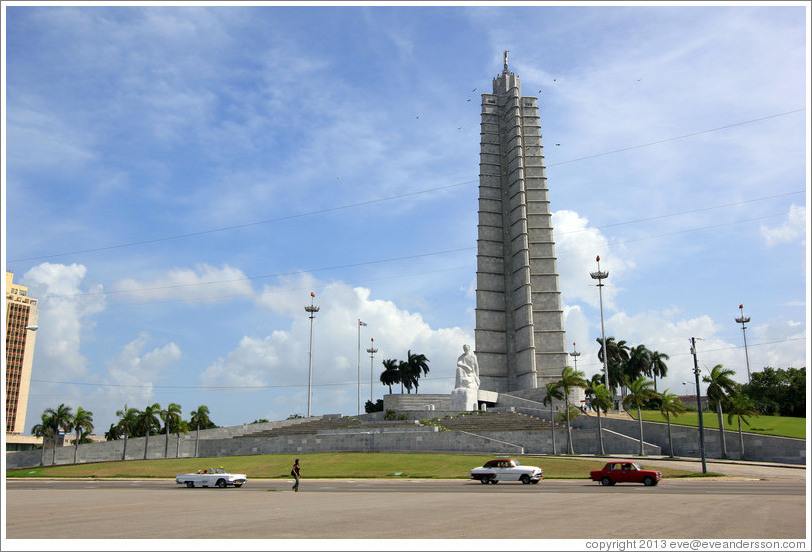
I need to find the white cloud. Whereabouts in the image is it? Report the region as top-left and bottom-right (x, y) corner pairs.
(554, 209), (635, 309)
(203, 276), (472, 420)
(22, 263), (106, 381)
(101, 332), (183, 407)
(760, 204), (806, 247)
(111, 263), (255, 304)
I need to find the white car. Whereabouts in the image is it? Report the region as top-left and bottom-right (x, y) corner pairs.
(175, 467), (247, 488)
(470, 458), (543, 485)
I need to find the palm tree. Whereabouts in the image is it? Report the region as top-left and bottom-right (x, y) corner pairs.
(161, 403), (182, 458)
(703, 364), (738, 459)
(596, 337), (630, 397)
(648, 350), (670, 392)
(43, 403), (73, 465)
(588, 380), (612, 455)
(557, 366), (588, 454)
(189, 405), (212, 458)
(397, 360), (416, 394)
(622, 376), (658, 456)
(406, 350), (430, 394)
(659, 389), (686, 457)
(624, 345), (651, 393)
(137, 403), (162, 460)
(71, 407), (94, 464)
(31, 411), (58, 466)
(380, 359), (400, 394)
(542, 381), (564, 455)
(115, 404), (139, 461)
(726, 391), (759, 460)
(175, 420), (190, 458)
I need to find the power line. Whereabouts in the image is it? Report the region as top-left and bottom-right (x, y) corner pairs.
(8, 180), (475, 263)
(9, 109), (804, 264)
(34, 199), (798, 301)
(549, 109), (806, 167)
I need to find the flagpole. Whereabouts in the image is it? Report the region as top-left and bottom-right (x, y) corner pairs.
(357, 319), (361, 415)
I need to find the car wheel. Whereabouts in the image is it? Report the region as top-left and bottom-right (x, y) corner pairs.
(216, 479), (227, 488)
(479, 477), (490, 485)
(186, 481), (194, 488)
(489, 478), (499, 484)
(601, 477), (613, 486)
(235, 483), (243, 488)
(643, 477), (655, 486)
(531, 480), (540, 484)
(520, 474), (531, 485)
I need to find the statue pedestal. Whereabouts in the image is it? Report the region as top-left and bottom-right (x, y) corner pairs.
(450, 388), (478, 411)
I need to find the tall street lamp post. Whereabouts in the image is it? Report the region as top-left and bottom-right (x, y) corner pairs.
(304, 292), (320, 418)
(735, 304), (752, 383)
(569, 342), (580, 370)
(690, 337), (707, 474)
(590, 255), (611, 407)
(366, 338), (378, 406)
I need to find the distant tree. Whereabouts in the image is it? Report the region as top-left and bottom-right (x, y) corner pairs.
(43, 404), (73, 465)
(397, 360), (416, 394)
(189, 405), (213, 459)
(32, 411), (58, 466)
(648, 350), (670, 393)
(557, 366), (588, 454)
(624, 345), (652, 391)
(380, 359), (400, 394)
(286, 413), (304, 420)
(407, 351), (430, 394)
(364, 399), (384, 413)
(161, 403), (182, 458)
(588, 380), (613, 456)
(542, 381), (564, 455)
(137, 403), (162, 460)
(742, 367), (805, 417)
(104, 423), (121, 441)
(596, 337), (630, 396)
(175, 420), (190, 458)
(703, 364), (738, 460)
(249, 418), (270, 424)
(622, 376), (658, 456)
(659, 389), (686, 457)
(115, 404), (139, 461)
(71, 407), (94, 464)
(726, 392), (759, 460)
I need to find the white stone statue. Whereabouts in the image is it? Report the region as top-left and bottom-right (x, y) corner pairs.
(450, 344), (480, 411)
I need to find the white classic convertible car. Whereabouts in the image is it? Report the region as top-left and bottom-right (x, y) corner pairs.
(175, 467), (247, 488)
(470, 458), (543, 485)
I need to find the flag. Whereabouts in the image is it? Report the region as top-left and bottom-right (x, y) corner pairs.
(359, 320), (367, 326)
(311, 292), (315, 297)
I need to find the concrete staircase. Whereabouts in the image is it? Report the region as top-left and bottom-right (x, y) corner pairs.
(429, 411), (553, 432)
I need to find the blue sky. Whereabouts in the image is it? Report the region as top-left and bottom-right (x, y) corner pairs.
(3, 3), (809, 436)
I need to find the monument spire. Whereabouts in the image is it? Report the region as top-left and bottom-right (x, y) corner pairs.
(475, 55), (568, 394)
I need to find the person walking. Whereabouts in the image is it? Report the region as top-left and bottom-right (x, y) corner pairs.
(291, 458), (301, 492)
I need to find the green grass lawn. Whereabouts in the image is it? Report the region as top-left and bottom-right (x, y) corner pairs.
(6, 452), (707, 480)
(630, 410), (806, 439)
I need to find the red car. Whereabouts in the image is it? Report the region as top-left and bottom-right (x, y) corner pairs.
(589, 461), (662, 486)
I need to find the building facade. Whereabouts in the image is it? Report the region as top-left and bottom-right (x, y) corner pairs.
(475, 53), (568, 393)
(5, 271), (39, 435)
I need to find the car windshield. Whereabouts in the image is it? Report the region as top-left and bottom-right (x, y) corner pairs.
(513, 460), (521, 466)
(632, 463), (642, 470)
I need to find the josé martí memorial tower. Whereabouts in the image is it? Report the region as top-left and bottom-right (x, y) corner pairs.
(475, 52), (570, 397)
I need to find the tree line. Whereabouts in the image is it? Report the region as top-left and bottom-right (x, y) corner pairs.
(378, 350), (430, 394)
(550, 337), (805, 460)
(32, 402), (217, 464)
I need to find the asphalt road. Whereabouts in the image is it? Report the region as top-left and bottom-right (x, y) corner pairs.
(4, 463), (808, 542)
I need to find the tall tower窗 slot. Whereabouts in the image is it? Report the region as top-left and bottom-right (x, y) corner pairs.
(475, 52), (568, 393)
